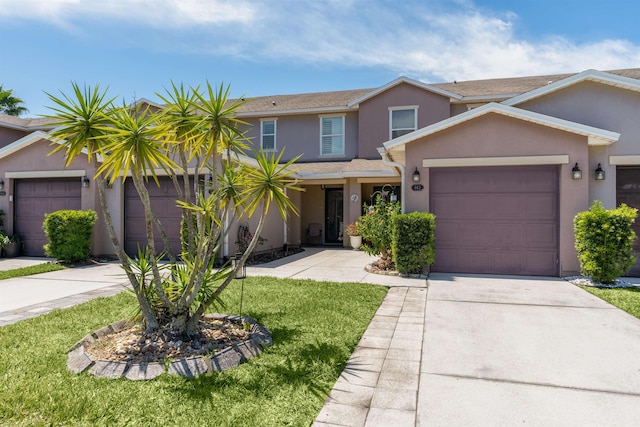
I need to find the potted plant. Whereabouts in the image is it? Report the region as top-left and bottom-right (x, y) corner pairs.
(345, 222), (362, 250)
(3, 234), (21, 257)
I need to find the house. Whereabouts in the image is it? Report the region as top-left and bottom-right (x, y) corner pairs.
(1, 67), (639, 277)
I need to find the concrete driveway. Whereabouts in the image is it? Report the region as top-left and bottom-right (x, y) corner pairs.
(418, 274), (640, 426)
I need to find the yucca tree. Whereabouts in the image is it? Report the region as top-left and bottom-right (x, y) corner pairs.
(46, 82), (301, 337)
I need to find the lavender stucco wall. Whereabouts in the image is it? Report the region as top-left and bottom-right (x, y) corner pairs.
(404, 113), (589, 275)
(358, 83), (451, 159)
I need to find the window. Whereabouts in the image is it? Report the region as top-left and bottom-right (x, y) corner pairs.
(390, 107), (417, 139)
(261, 119), (276, 151)
(320, 115), (345, 156)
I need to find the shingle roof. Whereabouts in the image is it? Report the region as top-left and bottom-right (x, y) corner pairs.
(432, 68), (640, 99)
(236, 88), (371, 114)
(0, 114), (56, 130)
(235, 68), (640, 114)
(293, 159), (398, 177)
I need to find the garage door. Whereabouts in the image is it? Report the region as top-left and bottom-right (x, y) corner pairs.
(430, 165), (559, 276)
(616, 167), (640, 277)
(124, 177), (183, 258)
(14, 178), (82, 256)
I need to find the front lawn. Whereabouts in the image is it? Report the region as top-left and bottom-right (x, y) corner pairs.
(0, 277), (387, 426)
(581, 286), (640, 319)
(0, 263), (65, 280)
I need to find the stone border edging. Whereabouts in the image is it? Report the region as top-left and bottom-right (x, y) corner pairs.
(67, 314), (272, 380)
(364, 263), (429, 279)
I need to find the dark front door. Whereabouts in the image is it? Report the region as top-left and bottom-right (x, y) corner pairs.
(325, 188), (343, 244)
(616, 167), (640, 276)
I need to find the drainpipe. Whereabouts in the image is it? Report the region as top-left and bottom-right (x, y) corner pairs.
(283, 188), (288, 251)
(378, 147), (406, 213)
(223, 215), (229, 258)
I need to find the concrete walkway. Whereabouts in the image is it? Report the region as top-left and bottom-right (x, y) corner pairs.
(2, 249), (640, 425)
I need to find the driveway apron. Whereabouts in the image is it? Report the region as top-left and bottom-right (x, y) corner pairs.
(420, 274), (640, 426)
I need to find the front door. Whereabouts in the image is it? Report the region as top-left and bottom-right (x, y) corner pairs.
(325, 188), (344, 244)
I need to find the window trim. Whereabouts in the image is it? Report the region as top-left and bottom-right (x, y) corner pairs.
(319, 114), (345, 157)
(260, 118), (277, 152)
(389, 106), (418, 140)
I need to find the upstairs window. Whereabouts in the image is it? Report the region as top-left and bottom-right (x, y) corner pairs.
(390, 107), (417, 139)
(320, 115), (345, 156)
(261, 119), (276, 151)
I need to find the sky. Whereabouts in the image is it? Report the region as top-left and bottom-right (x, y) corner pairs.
(1, 0), (640, 117)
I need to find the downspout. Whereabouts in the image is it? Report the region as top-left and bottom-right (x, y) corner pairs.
(223, 215), (229, 258)
(283, 188), (288, 251)
(377, 147), (406, 213)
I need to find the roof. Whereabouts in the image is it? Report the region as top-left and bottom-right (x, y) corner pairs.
(383, 102), (620, 153)
(0, 114), (56, 131)
(292, 159), (398, 179)
(432, 68), (640, 101)
(503, 69), (640, 106)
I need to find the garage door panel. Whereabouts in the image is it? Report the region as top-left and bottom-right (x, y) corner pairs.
(15, 179), (82, 256)
(430, 166), (558, 276)
(124, 177), (185, 257)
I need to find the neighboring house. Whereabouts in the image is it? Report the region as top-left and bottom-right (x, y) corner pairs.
(1, 68), (640, 277)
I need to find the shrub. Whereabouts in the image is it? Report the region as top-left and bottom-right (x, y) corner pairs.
(358, 199), (401, 269)
(574, 201), (637, 284)
(392, 212), (436, 275)
(43, 210), (97, 262)
(345, 222), (360, 236)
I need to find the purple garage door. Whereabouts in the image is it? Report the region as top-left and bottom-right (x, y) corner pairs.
(430, 165), (559, 276)
(124, 177), (183, 258)
(616, 167), (640, 277)
(14, 178), (82, 256)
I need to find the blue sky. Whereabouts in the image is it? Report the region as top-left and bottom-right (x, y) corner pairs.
(1, 0), (639, 116)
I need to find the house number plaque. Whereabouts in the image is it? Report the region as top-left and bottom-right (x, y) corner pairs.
(411, 184), (424, 191)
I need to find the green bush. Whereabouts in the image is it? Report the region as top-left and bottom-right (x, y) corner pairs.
(359, 199), (401, 269)
(574, 201), (637, 284)
(43, 210), (97, 262)
(392, 212), (436, 275)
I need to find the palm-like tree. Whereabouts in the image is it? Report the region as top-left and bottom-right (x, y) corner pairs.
(0, 85), (28, 116)
(46, 82), (301, 337)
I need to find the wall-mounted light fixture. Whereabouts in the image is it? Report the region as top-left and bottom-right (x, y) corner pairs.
(595, 163), (605, 181)
(412, 167), (421, 182)
(81, 176), (90, 188)
(571, 163), (582, 180)
(0, 179), (5, 191)
(320, 184), (326, 191)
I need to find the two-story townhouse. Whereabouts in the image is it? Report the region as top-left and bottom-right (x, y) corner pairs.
(1, 67), (640, 278)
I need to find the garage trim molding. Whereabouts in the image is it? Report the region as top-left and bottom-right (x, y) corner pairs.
(6, 169), (86, 179)
(610, 155), (640, 165)
(422, 155), (569, 168)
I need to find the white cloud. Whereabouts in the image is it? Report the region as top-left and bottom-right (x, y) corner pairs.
(0, 0), (256, 26)
(2, 0), (639, 82)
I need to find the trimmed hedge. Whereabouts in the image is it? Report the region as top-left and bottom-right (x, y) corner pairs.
(391, 212), (436, 275)
(43, 209), (97, 262)
(574, 201), (637, 284)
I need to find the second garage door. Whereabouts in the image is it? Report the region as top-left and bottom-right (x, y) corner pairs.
(124, 177), (183, 258)
(430, 165), (559, 276)
(14, 178), (82, 256)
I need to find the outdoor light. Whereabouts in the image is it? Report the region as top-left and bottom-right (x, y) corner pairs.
(571, 163), (582, 180)
(412, 167), (421, 182)
(595, 163), (605, 180)
(232, 253), (247, 279)
(232, 252), (247, 316)
(81, 176), (90, 188)
(389, 191), (398, 203)
(0, 179), (5, 191)
(206, 173), (214, 193)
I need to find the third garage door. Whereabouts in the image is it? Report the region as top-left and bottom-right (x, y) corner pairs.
(430, 165), (559, 276)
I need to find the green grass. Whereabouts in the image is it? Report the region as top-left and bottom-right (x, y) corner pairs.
(0, 263), (66, 280)
(0, 276), (387, 426)
(581, 286), (640, 319)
